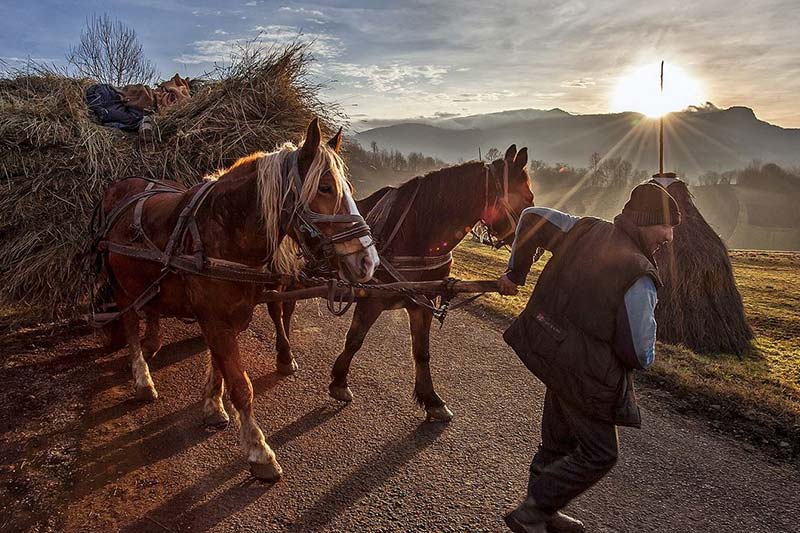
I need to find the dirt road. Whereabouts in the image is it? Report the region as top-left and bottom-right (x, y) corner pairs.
(4, 302), (800, 532)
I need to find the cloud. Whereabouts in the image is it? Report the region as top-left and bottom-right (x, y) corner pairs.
(253, 25), (342, 58)
(451, 90), (518, 102)
(279, 6), (325, 18)
(3, 0), (800, 127)
(175, 25), (344, 64)
(329, 62), (448, 92)
(561, 77), (596, 88)
(191, 8), (223, 16)
(531, 92), (567, 99)
(173, 40), (238, 64)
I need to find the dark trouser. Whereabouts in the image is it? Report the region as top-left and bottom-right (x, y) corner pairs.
(528, 389), (619, 513)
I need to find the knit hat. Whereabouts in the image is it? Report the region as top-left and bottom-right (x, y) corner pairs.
(620, 183), (681, 226)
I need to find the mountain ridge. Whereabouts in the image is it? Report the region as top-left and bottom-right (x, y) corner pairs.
(354, 105), (800, 176)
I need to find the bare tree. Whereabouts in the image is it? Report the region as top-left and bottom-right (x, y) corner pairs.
(66, 13), (158, 85)
(485, 147), (501, 161)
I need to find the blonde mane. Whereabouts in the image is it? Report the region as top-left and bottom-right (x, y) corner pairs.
(255, 139), (350, 272)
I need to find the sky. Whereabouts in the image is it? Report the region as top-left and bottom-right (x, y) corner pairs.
(2, 0), (799, 129)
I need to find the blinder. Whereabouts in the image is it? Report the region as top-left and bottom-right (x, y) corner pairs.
(280, 151), (375, 274)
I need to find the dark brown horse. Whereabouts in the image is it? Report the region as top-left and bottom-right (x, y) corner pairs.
(95, 119), (378, 481)
(267, 145), (533, 420)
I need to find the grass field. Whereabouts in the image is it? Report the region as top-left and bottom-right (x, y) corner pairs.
(452, 240), (800, 448)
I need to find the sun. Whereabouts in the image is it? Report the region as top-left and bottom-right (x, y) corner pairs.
(611, 63), (706, 118)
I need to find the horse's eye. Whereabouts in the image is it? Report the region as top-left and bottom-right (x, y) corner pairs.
(319, 184), (333, 194)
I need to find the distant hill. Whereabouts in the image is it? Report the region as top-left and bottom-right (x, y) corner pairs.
(355, 105), (800, 177)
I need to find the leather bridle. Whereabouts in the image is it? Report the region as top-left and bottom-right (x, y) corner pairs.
(481, 159), (520, 248)
(279, 151), (375, 275)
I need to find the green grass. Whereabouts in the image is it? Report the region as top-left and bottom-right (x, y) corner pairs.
(452, 240), (800, 439)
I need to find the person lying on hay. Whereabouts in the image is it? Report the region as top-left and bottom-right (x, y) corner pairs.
(496, 183), (681, 533)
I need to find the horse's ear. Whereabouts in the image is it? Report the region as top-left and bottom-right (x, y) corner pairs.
(504, 144), (517, 161)
(327, 127), (343, 153)
(298, 117), (322, 176)
(514, 147), (528, 173)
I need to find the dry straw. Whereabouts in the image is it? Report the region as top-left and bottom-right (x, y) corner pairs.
(0, 43), (341, 320)
(654, 180), (754, 355)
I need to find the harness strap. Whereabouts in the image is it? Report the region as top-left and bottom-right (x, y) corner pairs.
(162, 180), (217, 266)
(380, 177), (421, 254)
(481, 160), (518, 247)
(101, 241), (288, 285)
(131, 182), (156, 237)
(96, 187), (177, 242)
(377, 255), (446, 313)
(389, 252), (453, 272)
(88, 268), (170, 327)
(187, 218), (205, 271)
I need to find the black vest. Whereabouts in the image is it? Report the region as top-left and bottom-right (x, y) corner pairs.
(503, 217), (660, 427)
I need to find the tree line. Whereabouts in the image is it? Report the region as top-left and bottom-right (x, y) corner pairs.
(699, 161), (800, 190)
(519, 151), (651, 191)
(351, 141), (446, 174)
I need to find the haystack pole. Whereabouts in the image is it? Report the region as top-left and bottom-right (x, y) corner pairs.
(649, 61), (753, 355)
(659, 60), (664, 175)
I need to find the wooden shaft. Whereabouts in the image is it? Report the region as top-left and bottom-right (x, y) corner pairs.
(259, 279), (500, 303)
(659, 60), (664, 175)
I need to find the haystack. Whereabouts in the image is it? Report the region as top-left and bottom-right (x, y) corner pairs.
(651, 175), (753, 355)
(0, 43), (339, 319)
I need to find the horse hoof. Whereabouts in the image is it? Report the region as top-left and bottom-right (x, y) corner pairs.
(329, 385), (353, 403)
(134, 385), (158, 402)
(203, 412), (229, 430)
(425, 405), (453, 422)
(276, 359), (299, 376)
(250, 460), (283, 482)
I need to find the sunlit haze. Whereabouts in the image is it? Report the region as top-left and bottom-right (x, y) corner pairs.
(611, 63), (706, 117)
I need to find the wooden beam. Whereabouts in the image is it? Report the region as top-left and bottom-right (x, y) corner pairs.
(258, 279), (500, 303)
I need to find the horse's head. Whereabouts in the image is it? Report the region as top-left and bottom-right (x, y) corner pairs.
(482, 144), (534, 247)
(287, 118), (379, 282)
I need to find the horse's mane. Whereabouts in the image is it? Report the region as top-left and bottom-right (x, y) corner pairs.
(206, 140), (350, 273)
(357, 185), (395, 214)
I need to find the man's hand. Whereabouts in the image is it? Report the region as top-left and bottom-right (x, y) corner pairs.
(497, 274), (520, 296)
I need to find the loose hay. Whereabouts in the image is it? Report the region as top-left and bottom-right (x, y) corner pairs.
(654, 180), (754, 355)
(0, 43), (340, 319)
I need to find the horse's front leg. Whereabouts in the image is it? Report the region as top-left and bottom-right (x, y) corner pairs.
(407, 305), (453, 422)
(266, 301), (298, 375)
(329, 300), (383, 402)
(141, 314), (162, 360)
(200, 321), (282, 481)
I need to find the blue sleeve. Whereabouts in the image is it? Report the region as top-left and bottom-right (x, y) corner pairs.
(614, 276), (658, 369)
(505, 207), (581, 285)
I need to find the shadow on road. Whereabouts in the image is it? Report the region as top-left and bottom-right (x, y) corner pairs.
(90, 334), (208, 397)
(119, 405), (344, 533)
(285, 422), (448, 532)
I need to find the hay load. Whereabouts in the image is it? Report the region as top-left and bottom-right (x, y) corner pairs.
(0, 44), (338, 319)
(652, 175), (754, 355)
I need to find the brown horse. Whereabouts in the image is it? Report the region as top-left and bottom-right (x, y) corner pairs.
(267, 145), (533, 421)
(94, 118), (378, 481)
